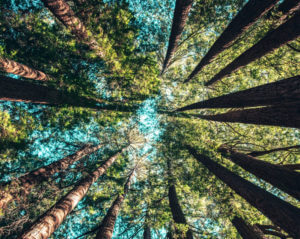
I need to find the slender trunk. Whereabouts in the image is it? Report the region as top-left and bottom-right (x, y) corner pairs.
(185, 0), (279, 82)
(178, 75), (300, 111)
(248, 144), (300, 157)
(187, 145), (300, 238)
(0, 58), (50, 81)
(231, 216), (266, 239)
(20, 148), (126, 239)
(277, 0), (300, 24)
(95, 169), (135, 239)
(219, 146), (300, 200)
(206, 12), (300, 86)
(197, 102), (300, 129)
(41, 0), (104, 57)
(161, 0), (193, 73)
(255, 224), (289, 238)
(143, 225), (151, 239)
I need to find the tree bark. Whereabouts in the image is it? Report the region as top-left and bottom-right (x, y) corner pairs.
(231, 216), (266, 239)
(20, 148), (126, 239)
(178, 75), (300, 111)
(280, 164), (300, 171)
(255, 224), (290, 238)
(0, 58), (50, 81)
(185, 0), (279, 83)
(143, 225), (151, 239)
(187, 145), (300, 238)
(95, 169), (135, 239)
(219, 147), (300, 201)
(277, 0), (300, 24)
(206, 12), (300, 86)
(161, 0), (193, 74)
(197, 102), (300, 129)
(248, 144), (300, 157)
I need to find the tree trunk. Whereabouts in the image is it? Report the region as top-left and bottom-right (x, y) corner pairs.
(248, 144), (300, 157)
(197, 102), (300, 129)
(206, 12), (300, 86)
(231, 216), (266, 239)
(143, 225), (151, 239)
(219, 146), (300, 201)
(178, 75), (300, 111)
(255, 224), (290, 238)
(20, 148), (126, 239)
(185, 0), (279, 83)
(161, 0), (193, 74)
(187, 145), (300, 238)
(0, 58), (50, 81)
(41, 0), (104, 57)
(280, 164), (300, 171)
(277, 0), (300, 24)
(95, 169), (135, 239)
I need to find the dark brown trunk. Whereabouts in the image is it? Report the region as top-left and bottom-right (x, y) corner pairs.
(162, 0), (193, 73)
(0, 144), (101, 210)
(197, 102), (300, 129)
(0, 58), (50, 81)
(206, 12), (300, 86)
(255, 224), (289, 238)
(178, 75), (300, 111)
(280, 164), (300, 171)
(20, 148), (126, 239)
(219, 147), (300, 200)
(277, 0), (300, 24)
(143, 225), (151, 239)
(248, 144), (300, 157)
(187, 145), (300, 238)
(231, 216), (266, 239)
(95, 169), (135, 239)
(185, 0), (279, 82)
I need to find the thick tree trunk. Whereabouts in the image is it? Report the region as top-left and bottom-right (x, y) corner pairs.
(197, 102), (300, 129)
(280, 164), (300, 171)
(41, 0), (104, 57)
(206, 12), (300, 86)
(185, 0), (279, 82)
(248, 144), (300, 157)
(20, 148), (126, 239)
(178, 75), (300, 111)
(187, 145), (300, 238)
(143, 225), (151, 239)
(0, 58), (50, 81)
(95, 169), (135, 239)
(219, 147), (300, 201)
(161, 0), (193, 73)
(231, 216), (266, 239)
(277, 0), (300, 24)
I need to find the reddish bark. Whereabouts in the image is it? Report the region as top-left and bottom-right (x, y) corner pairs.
(277, 0), (300, 24)
(248, 144), (300, 157)
(232, 216), (266, 239)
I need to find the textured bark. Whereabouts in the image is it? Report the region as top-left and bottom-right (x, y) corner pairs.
(95, 169), (135, 239)
(197, 102), (300, 129)
(248, 144), (300, 157)
(232, 216), (266, 239)
(161, 0), (193, 73)
(20, 148), (126, 239)
(206, 12), (300, 86)
(178, 75), (300, 111)
(187, 145), (300, 238)
(185, 0), (279, 82)
(0, 58), (50, 81)
(219, 147), (300, 200)
(277, 0), (300, 24)
(0, 144), (101, 210)
(143, 225), (151, 239)
(41, 0), (104, 57)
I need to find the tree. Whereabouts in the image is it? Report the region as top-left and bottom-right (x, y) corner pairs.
(248, 144), (300, 157)
(185, 0), (279, 82)
(143, 225), (151, 239)
(231, 216), (266, 239)
(277, 0), (300, 24)
(255, 224), (290, 238)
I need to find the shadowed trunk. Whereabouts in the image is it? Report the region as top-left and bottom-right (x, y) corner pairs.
(232, 216), (266, 239)
(197, 102), (300, 129)
(248, 144), (300, 157)
(20, 148), (126, 239)
(178, 75), (300, 111)
(185, 0), (279, 82)
(187, 145), (300, 237)
(95, 169), (135, 239)
(206, 12), (300, 86)
(255, 224), (290, 238)
(219, 146), (300, 200)
(143, 225), (151, 239)
(0, 58), (50, 81)
(277, 0), (300, 24)
(280, 164), (300, 171)
(0, 144), (102, 209)
(161, 0), (193, 73)
(41, 0), (104, 57)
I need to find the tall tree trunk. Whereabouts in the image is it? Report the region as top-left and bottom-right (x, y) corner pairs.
(161, 0), (193, 74)
(0, 58), (50, 81)
(185, 0), (279, 83)
(143, 225), (151, 239)
(280, 164), (300, 171)
(178, 75), (300, 111)
(255, 224), (290, 238)
(206, 12), (300, 86)
(231, 216), (266, 239)
(187, 145), (300, 238)
(20, 148), (126, 239)
(0, 144), (102, 210)
(219, 146), (300, 201)
(277, 0), (300, 24)
(248, 144), (300, 157)
(95, 168), (135, 239)
(197, 102), (300, 129)
(41, 0), (104, 57)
